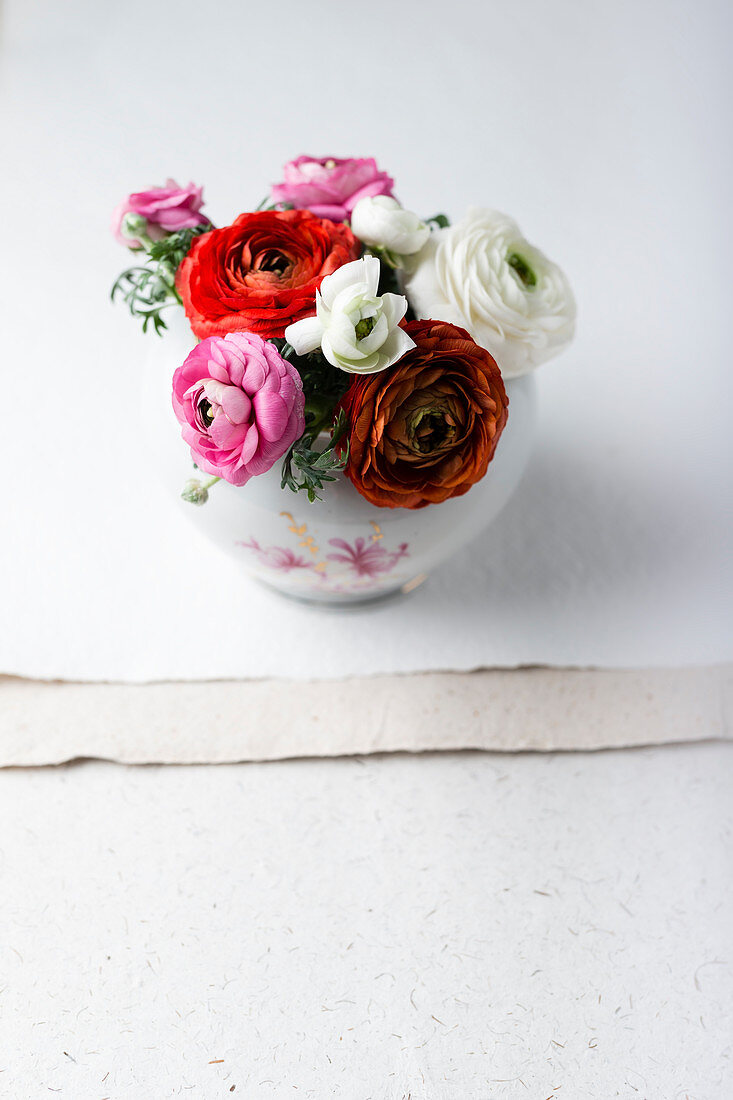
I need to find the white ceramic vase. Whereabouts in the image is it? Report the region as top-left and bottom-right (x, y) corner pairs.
(142, 313), (537, 605)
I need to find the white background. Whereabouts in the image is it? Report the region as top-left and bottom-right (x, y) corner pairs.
(1, 0), (732, 680)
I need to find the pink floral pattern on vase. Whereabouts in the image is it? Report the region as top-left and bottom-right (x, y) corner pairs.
(326, 537), (409, 578)
(236, 527), (411, 593)
(237, 538), (313, 573)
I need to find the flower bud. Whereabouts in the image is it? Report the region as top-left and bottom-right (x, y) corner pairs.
(121, 212), (149, 243)
(181, 478), (209, 505)
(350, 196), (430, 260)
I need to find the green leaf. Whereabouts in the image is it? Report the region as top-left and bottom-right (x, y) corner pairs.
(147, 223), (211, 268)
(111, 223), (211, 336)
(255, 197), (293, 212)
(281, 408), (349, 502)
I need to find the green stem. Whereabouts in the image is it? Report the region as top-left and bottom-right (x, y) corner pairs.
(304, 396), (336, 439)
(157, 262), (182, 303)
(129, 228), (155, 251)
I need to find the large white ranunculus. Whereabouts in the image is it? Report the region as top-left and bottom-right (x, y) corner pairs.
(350, 195), (430, 261)
(284, 256), (415, 375)
(404, 208), (576, 377)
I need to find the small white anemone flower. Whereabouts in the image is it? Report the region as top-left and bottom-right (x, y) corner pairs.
(284, 256), (415, 374)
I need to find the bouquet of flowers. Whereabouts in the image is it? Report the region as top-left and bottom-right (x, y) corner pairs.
(112, 156), (575, 511)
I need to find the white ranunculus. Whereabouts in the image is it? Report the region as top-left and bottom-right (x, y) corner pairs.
(350, 196), (430, 261)
(404, 208), (576, 377)
(284, 256), (415, 374)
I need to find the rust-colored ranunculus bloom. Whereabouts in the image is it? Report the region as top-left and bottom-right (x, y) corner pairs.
(340, 320), (509, 509)
(177, 209), (359, 340)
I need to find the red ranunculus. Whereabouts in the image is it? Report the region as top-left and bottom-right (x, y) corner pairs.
(176, 209), (359, 340)
(339, 320), (509, 509)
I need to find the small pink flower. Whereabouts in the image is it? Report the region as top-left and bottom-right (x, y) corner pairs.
(238, 538), (313, 572)
(111, 178), (208, 247)
(271, 156), (395, 222)
(172, 333), (305, 487)
(326, 537), (408, 578)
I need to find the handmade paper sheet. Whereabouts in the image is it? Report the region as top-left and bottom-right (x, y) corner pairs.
(2, 665), (730, 767)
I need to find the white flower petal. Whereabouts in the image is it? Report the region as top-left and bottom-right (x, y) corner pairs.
(379, 325), (416, 367)
(404, 208), (574, 376)
(318, 258), (369, 309)
(379, 292), (409, 330)
(285, 315), (323, 354)
(356, 312), (390, 354)
(351, 195), (429, 256)
(324, 322), (367, 362)
(331, 282), (370, 317)
(337, 349), (381, 374)
(360, 253), (382, 296)
(320, 332), (339, 368)
(308, 253), (422, 374)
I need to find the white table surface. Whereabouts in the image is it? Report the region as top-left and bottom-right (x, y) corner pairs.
(2, 743), (731, 1099)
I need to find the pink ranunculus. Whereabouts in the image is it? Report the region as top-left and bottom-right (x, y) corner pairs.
(270, 156), (395, 222)
(172, 333), (305, 487)
(111, 178), (208, 248)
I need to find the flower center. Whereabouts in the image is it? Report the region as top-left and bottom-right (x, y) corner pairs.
(355, 316), (376, 340)
(506, 251), (537, 289)
(257, 249), (290, 277)
(197, 397), (215, 430)
(407, 405), (457, 455)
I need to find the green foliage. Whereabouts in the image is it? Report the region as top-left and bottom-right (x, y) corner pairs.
(279, 344), (351, 410)
(110, 224), (211, 336)
(110, 265), (177, 335)
(270, 339), (352, 501)
(426, 213), (450, 229)
(147, 224), (211, 270)
(281, 408), (349, 503)
(255, 197), (293, 212)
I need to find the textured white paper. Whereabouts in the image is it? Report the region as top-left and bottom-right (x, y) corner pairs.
(2, 665), (730, 767)
(1, 0), (731, 684)
(2, 748), (731, 1097)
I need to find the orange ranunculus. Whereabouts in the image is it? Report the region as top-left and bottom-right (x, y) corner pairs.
(339, 320), (508, 509)
(176, 209), (359, 340)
